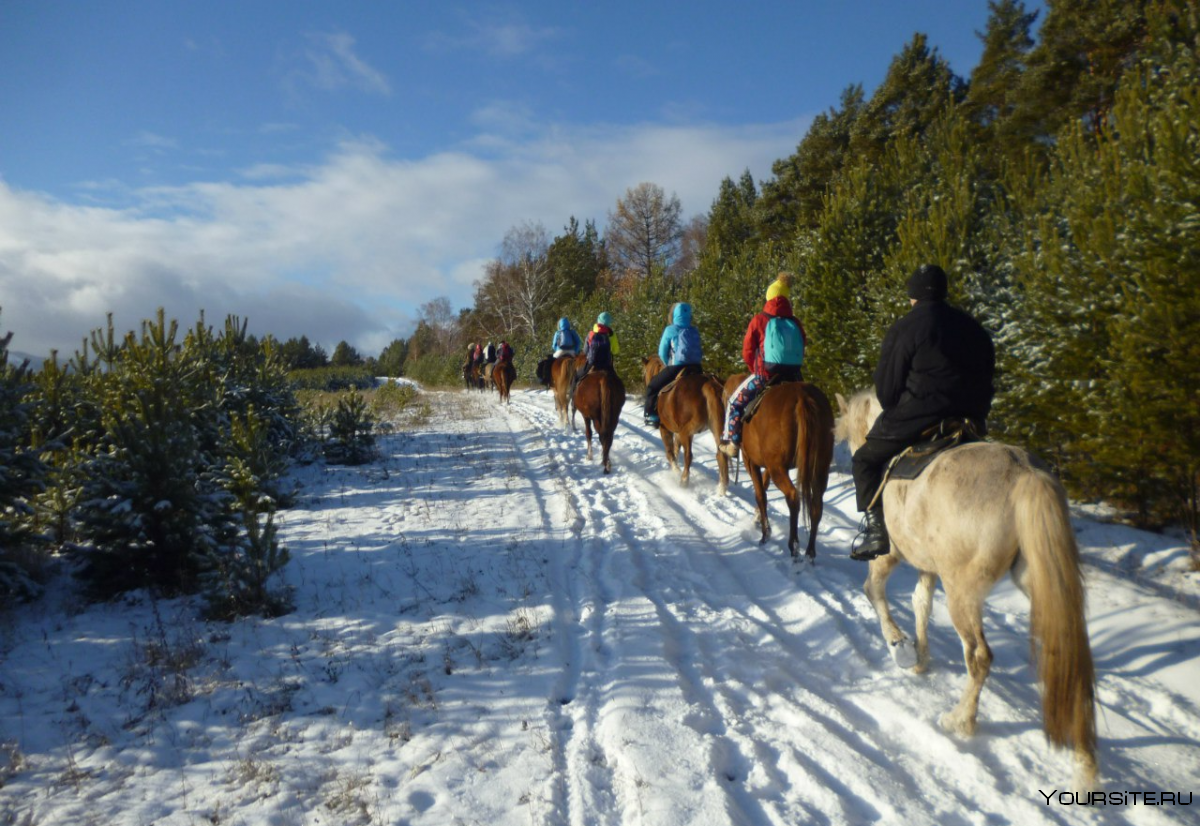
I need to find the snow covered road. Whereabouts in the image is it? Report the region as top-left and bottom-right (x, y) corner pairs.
(1, 386), (1197, 826)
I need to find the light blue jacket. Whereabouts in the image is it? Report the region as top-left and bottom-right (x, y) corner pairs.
(552, 318), (580, 352)
(657, 303), (702, 366)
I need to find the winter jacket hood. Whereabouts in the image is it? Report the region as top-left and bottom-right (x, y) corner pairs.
(658, 303), (701, 366)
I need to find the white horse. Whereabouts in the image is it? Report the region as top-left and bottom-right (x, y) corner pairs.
(835, 389), (1097, 791)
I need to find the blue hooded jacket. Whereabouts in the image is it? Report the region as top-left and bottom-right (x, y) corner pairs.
(657, 303), (702, 366)
(552, 317), (580, 352)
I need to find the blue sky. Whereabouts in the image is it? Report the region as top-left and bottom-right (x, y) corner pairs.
(1, 1), (1043, 359)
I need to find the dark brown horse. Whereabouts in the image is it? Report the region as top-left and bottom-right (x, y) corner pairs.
(463, 362), (484, 391)
(492, 358), (517, 404)
(642, 357), (729, 494)
(572, 370), (626, 473)
(739, 381), (834, 560)
(551, 354), (585, 426)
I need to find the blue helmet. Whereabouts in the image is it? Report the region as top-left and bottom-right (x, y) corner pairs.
(597, 311), (614, 327)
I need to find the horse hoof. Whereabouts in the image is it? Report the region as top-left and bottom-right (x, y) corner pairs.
(890, 639), (918, 669)
(938, 710), (976, 737)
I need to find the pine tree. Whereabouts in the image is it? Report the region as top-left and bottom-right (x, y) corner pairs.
(849, 33), (966, 163)
(324, 387), (377, 466)
(964, 0), (1039, 164)
(0, 312), (48, 603)
(72, 311), (241, 597)
(1008, 0), (1150, 144)
(757, 85), (865, 243)
(705, 171), (759, 263)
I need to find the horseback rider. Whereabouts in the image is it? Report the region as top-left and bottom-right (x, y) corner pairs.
(552, 318), (581, 357)
(644, 302), (702, 426)
(571, 311), (619, 397)
(538, 318), (581, 387)
(718, 273), (807, 457)
(850, 264), (996, 561)
(482, 341), (498, 381)
(498, 340), (514, 364)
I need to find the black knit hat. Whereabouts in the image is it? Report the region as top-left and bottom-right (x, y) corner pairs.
(907, 264), (948, 301)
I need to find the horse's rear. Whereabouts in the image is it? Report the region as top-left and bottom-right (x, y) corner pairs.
(551, 355), (584, 426)
(573, 370), (626, 473)
(740, 381), (834, 559)
(836, 389), (1097, 790)
(657, 372), (729, 493)
(494, 360), (516, 404)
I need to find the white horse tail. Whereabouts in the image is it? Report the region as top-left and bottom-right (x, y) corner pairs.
(1013, 469), (1098, 786)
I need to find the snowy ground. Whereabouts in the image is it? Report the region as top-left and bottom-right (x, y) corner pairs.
(1, 386), (1197, 826)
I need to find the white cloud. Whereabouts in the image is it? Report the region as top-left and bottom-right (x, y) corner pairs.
(296, 31), (390, 96)
(0, 117), (808, 359)
(426, 18), (562, 59)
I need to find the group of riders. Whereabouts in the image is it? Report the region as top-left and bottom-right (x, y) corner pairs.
(464, 339), (516, 387)
(528, 263), (997, 564)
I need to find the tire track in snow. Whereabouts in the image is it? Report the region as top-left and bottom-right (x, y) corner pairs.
(502, 393), (626, 826)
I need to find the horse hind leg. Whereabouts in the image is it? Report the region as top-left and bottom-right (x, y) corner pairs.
(939, 583), (993, 737)
(680, 434), (694, 486)
(768, 466), (801, 558)
(747, 464), (771, 543)
(662, 430), (679, 473)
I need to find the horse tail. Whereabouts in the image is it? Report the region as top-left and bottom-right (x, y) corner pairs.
(703, 379), (725, 440)
(1013, 469), (1097, 777)
(791, 390), (815, 523)
(598, 372), (611, 433)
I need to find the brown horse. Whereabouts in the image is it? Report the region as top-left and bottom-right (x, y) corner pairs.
(551, 354), (585, 427)
(836, 389), (1097, 790)
(492, 358), (516, 404)
(572, 370), (626, 473)
(739, 381), (834, 560)
(463, 362), (484, 391)
(642, 357), (729, 494)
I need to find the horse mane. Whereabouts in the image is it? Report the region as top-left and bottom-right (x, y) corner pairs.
(834, 388), (881, 451)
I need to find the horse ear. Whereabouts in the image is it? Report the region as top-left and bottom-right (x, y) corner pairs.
(835, 393), (848, 413)
(641, 357), (649, 366)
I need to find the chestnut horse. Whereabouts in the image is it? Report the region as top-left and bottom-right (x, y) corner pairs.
(492, 358), (516, 404)
(572, 369), (626, 473)
(551, 354), (585, 427)
(738, 380), (834, 561)
(835, 389), (1097, 791)
(642, 357), (729, 494)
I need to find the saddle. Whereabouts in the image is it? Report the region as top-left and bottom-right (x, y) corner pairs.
(867, 419), (984, 508)
(659, 364), (703, 396)
(742, 375), (803, 425)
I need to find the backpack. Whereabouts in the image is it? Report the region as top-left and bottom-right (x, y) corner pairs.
(762, 315), (804, 370)
(672, 326), (702, 365)
(587, 332), (612, 369)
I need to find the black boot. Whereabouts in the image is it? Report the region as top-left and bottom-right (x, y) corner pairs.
(851, 507), (890, 561)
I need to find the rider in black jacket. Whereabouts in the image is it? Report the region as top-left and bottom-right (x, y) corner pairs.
(851, 264), (996, 561)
